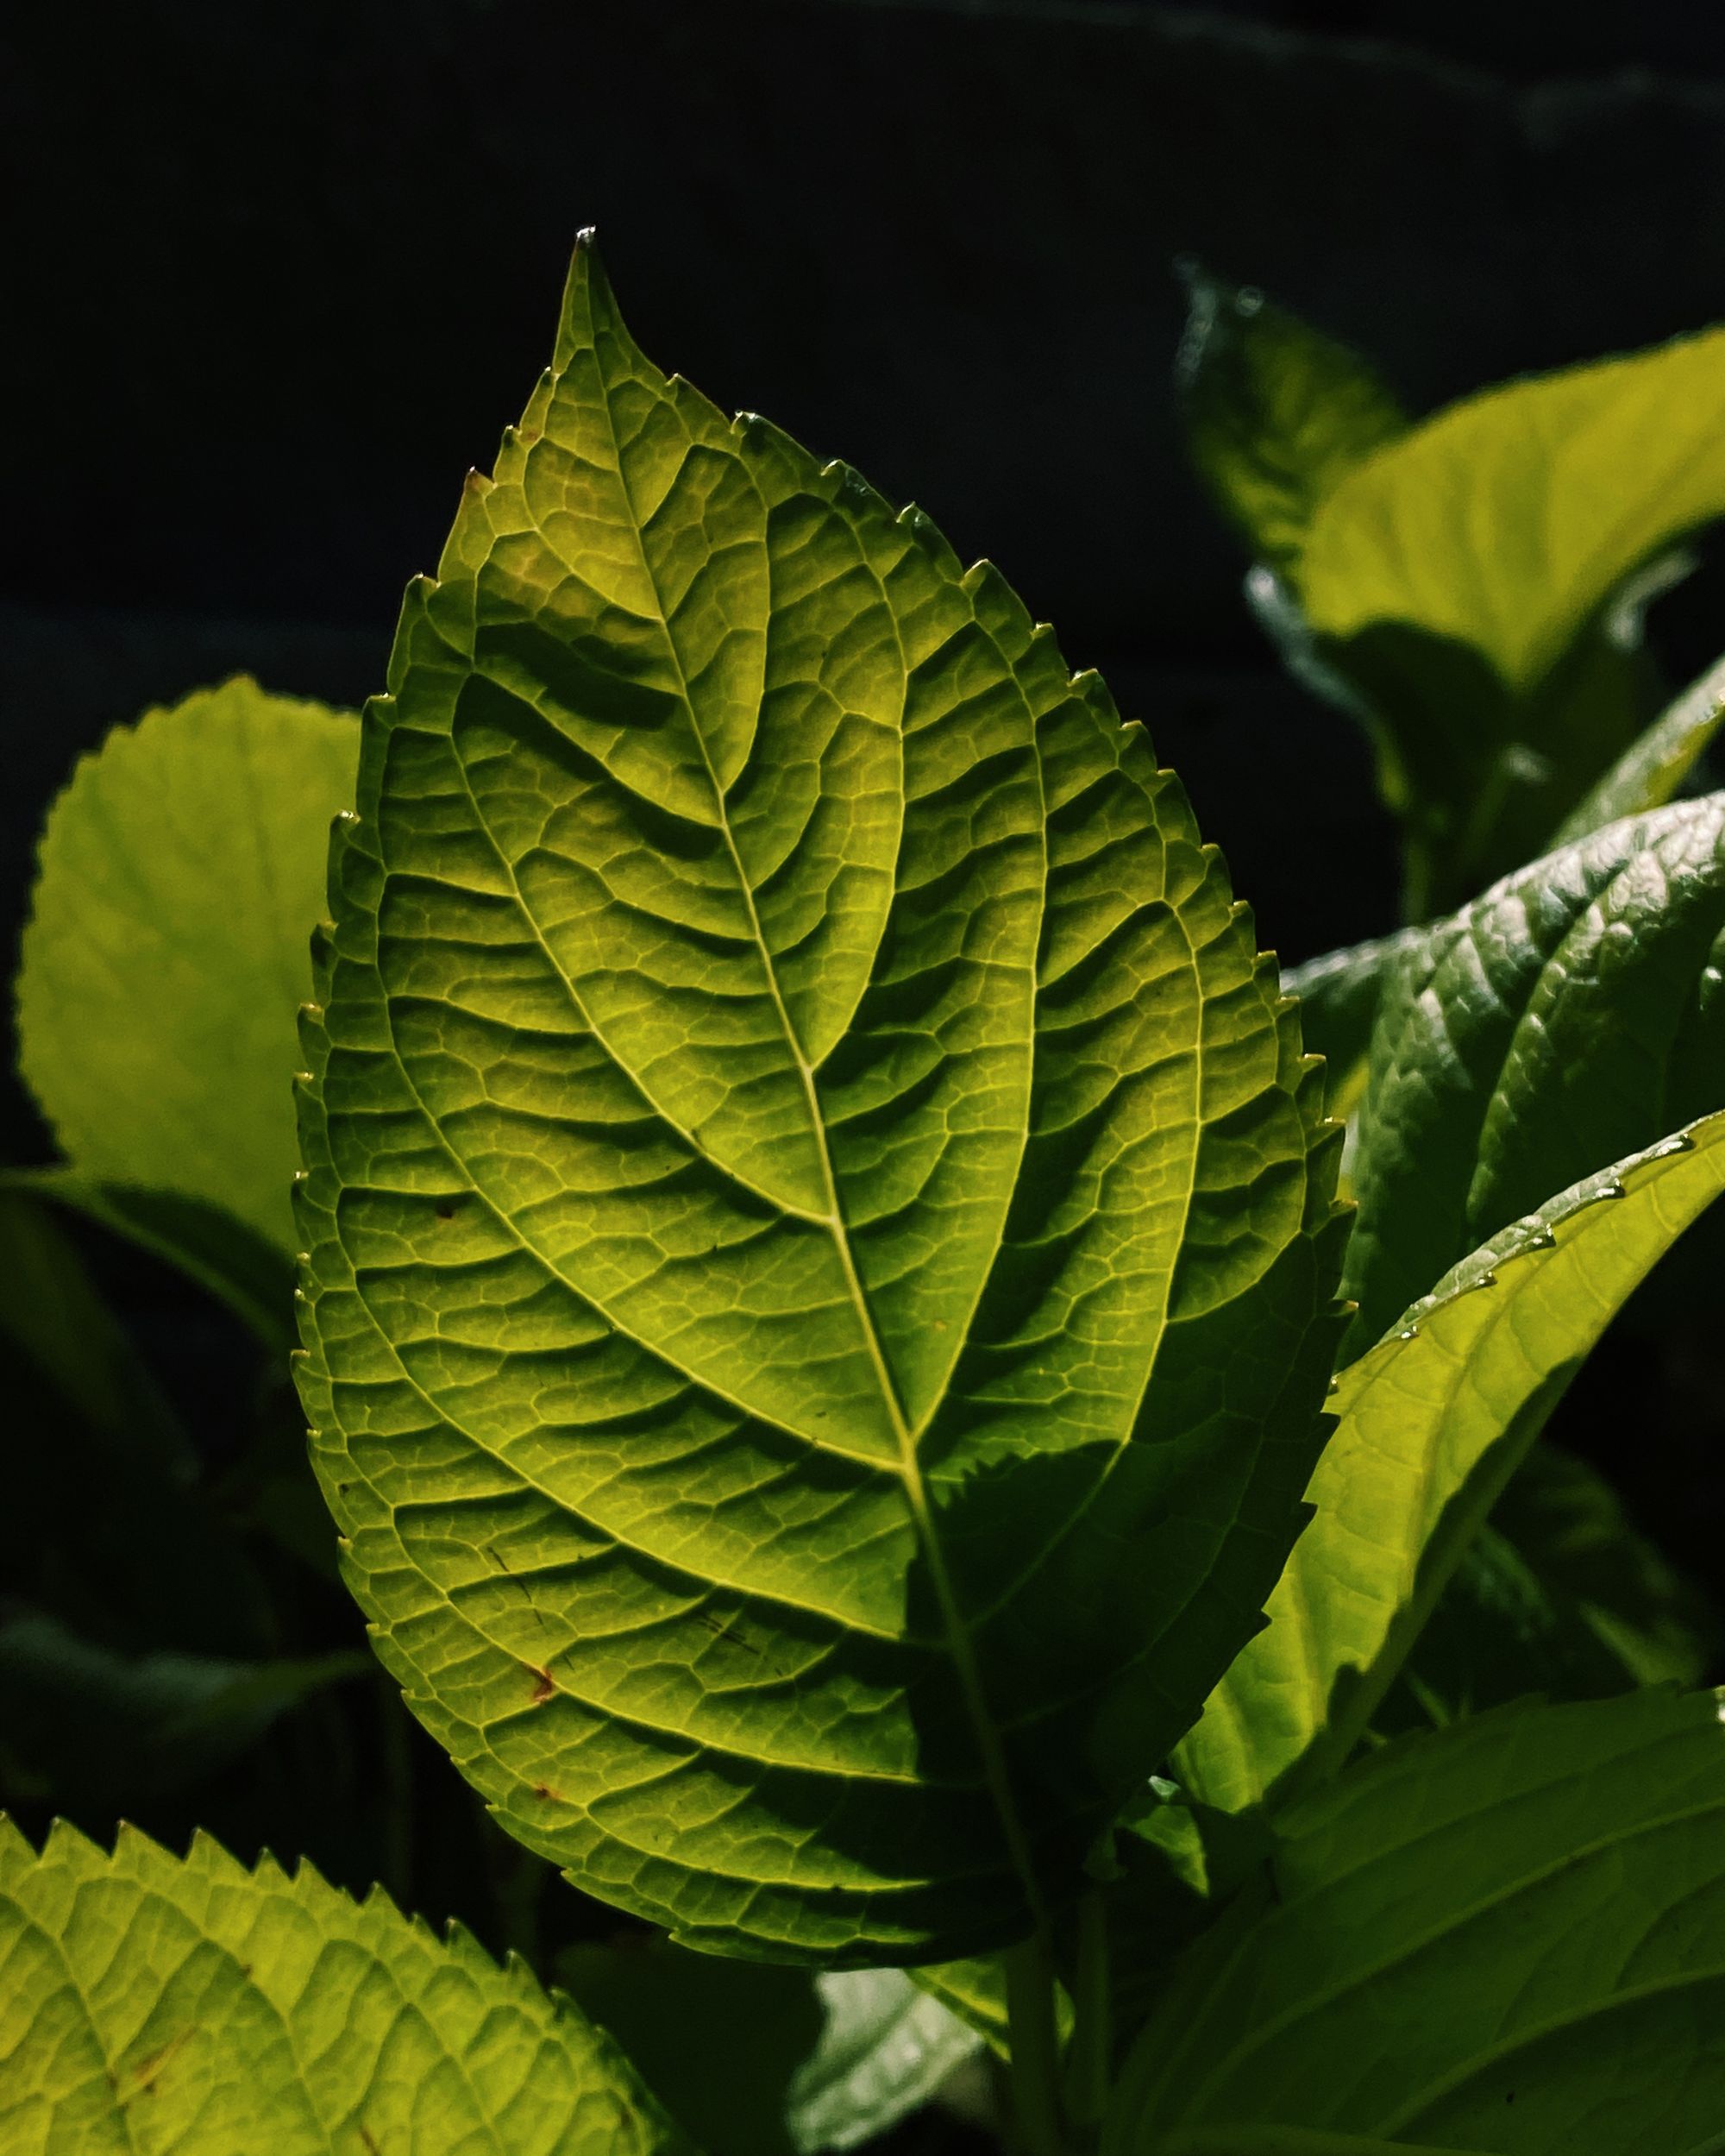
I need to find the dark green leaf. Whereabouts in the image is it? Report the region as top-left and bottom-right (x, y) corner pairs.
(1110, 1690), (1725, 2153)
(1490, 1441), (1714, 1686)
(1346, 794), (1725, 1350)
(0, 1611), (367, 1811)
(0, 1188), (270, 1656)
(3, 1165), (297, 1352)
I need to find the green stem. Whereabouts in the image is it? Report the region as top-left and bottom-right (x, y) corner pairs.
(1005, 1930), (1071, 2156)
(1066, 1889), (1112, 2131)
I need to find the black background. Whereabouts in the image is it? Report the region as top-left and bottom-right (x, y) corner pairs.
(9, 5), (1725, 2134)
(19, 0), (1725, 1015)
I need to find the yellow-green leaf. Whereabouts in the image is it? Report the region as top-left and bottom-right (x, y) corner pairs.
(0, 1817), (689, 2154)
(1285, 329), (1725, 909)
(292, 236), (1347, 1964)
(1175, 1115), (1725, 1813)
(16, 676), (357, 1276)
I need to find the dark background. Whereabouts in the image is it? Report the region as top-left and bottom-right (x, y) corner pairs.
(9, 4), (1725, 2131)
(19, 0), (1725, 1014)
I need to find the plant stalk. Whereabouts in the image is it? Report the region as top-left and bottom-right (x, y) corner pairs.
(1066, 1888), (1112, 2132)
(1004, 1928), (1072, 2156)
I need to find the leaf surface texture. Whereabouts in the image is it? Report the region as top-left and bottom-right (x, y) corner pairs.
(1112, 1690), (1725, 2154)
(16, 677), (358, 1262)
(1346, 794), (1725, 1347)
(1176, 1114), (1725, 1812)
(0, 1818), (687, 2155)
(292, 237), (1346, 1960)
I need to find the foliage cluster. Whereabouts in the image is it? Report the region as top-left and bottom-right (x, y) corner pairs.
(7, 242), (1725, 2153)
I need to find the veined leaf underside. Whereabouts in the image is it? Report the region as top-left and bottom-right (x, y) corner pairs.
(293, 236), (1346, 1961)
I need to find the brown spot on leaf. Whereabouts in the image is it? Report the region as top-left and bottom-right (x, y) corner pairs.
(530, 1782), (564, 1803)
(526, 1663), (555, 1705)
(119, 2026), (194, 2104)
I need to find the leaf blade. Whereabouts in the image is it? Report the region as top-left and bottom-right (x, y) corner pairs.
(1297, 330), (1725, 695)
(294, 236), (1346, 1961)
(16, 676), (358, 1263)
(1175, 1114), (1725, 1813)
(0, 1817), (687, 2154)
(1111, 1691), (1725, 2155)
(1552, 649), (1725, 847)
(1345, 793), (1725, 1350)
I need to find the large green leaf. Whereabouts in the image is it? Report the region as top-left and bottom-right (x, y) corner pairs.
(292, 235), (1347, 1963)
(1109, 1688), (1725, 2153)
(1176, 267), (1408, 571)
(0, 1817), (687, 2154)
(16, 676), (358, 1282)
(1175, 1114), (1725, 1814)
(1345, 794), (1725, 1349)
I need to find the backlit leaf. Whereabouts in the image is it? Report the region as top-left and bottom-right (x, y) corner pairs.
(16, 676), (358, 1273)
(292, 236), (1347, 1963)
(0, 1817), (688, 2154)
(1287, 331), (1725, 908)
(1175, 1114), (1725, 1813)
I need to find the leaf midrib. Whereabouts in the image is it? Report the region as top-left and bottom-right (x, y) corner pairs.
(593, 361), (1051, 1928)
